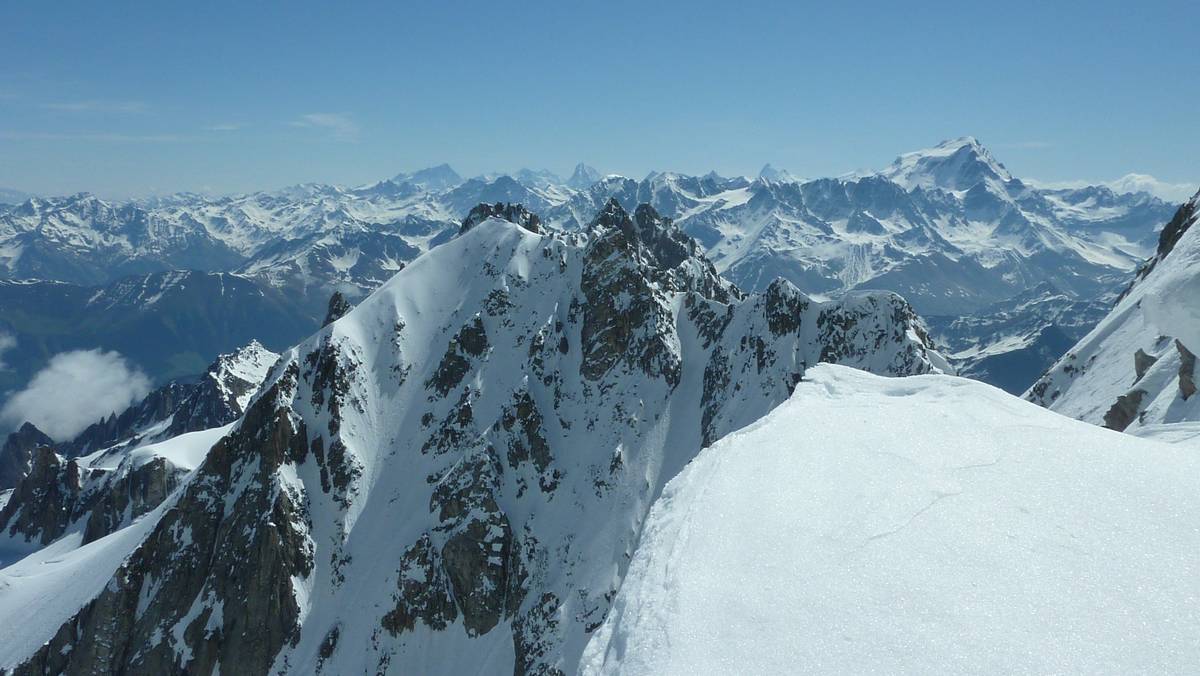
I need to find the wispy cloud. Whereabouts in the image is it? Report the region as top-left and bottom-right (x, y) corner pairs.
(204, 123), (242, 132)
(0, 130), (187, 143)
(291, 112), (359, 141)
(0, 332), (15, 371)
(42, 99), (149, 114)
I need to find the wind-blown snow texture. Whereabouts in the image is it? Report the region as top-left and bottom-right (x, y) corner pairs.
(1026, 188), (1200, 431)
(584, 365), (1200, 675)
(0, 203), (945, 674)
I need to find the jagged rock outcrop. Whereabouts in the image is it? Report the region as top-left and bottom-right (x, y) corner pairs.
(0, 447), (81, 545)
(0, 422), (54, 490)
(3, 201), (946, 675)
(1103, 389), (1146, 431)
(1134, 348), (1157, 382)
(323, 291), (352, 327)
(460, 202), (541, 235)
(1176, 339), (1196, 400)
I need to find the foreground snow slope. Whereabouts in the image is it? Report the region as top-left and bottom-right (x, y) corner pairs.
(584, 364), (1200, 675)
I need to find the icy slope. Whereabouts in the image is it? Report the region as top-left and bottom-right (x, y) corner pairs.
(0, 201), (945, 675)
(583, 364), (1200, 675)
(1026, 188), (1200, 430)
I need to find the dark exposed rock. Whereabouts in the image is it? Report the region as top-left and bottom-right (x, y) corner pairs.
(0, 446), (81, 545)
(381, 534), (458, 635)
(426, 446), (527, 637)
(579, 200), (714, 386)
(461, 202), (541, 235)
(499, 390), (557, 494)
(0, 422), (54, 489)
(323, 290), (352, 327)
(1133, 348), (1157, 383)
(1176, 340), (1196, 400)
(1103, 389), (1147, 431)
(81, 456), (182, 544)
(763, 279), (809, 336)
(425, 317), (489, 397)
(1157, 197), (1197, 260)
(513, 593), (565, 676)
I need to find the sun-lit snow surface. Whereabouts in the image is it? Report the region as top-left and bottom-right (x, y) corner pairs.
(583, 364), (1200, 675)
(1027, 189), (1200, 430)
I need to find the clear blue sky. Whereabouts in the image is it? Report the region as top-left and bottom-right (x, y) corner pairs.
(1, 0), (1196, 198)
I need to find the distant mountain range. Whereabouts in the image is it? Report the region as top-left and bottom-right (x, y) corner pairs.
(0, 138), (1184, 394)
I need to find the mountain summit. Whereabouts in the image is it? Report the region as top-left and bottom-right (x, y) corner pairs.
(881, 136), (1014, 192)
(393, 164), (463, 191)
(567, 162), (601, 189)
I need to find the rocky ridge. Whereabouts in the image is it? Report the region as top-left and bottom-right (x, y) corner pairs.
(0, 200), (946, 674)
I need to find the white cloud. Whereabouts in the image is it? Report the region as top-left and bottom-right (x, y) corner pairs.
(0, 332), (14, 370)
(1104, 174), (1197, 203)
(1029, 173), (1198, 203)
(0, 349), (151, 441)
(204, 123), (242, 132)
(291, 112), (359, 141)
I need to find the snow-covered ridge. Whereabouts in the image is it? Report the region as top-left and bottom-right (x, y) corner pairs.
(584, 364), (1200, 675)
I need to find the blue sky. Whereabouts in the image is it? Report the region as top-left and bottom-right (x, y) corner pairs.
(1, 0), (1197, 198)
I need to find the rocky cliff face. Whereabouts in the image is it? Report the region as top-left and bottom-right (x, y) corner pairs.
(0, 423), (54, 490)
(1, 201), (946, 675)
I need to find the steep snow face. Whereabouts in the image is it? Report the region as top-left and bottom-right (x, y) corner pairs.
(1026, 189), (1200, 431)
(0, 203), (946, 674)
(583, 365), (1200, 675)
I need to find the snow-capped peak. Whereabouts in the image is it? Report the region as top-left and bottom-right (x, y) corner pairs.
(568, 162), (602, 189)
(881, 136), (1014, 192)
(758, 163), (799, 183)
(392, 164), (463, 191)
